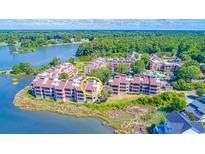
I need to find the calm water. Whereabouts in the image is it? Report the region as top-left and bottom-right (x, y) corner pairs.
(0, 45), (79, 70)
(0, 45), (114, 134)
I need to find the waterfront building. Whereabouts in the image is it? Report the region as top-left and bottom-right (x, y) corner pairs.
(109, 74), (160, 95)
(31, 77), (100, 103)
(32, 62), (161, 103)
(31, 63), (100, 102)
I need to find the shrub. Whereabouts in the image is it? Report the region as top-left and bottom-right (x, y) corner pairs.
(196, 88), (205, 96)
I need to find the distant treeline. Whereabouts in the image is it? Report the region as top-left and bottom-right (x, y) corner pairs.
(76, 31), (205, 63)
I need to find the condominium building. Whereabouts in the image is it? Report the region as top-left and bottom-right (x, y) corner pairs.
(31, 63), (100, 102)
(37, 63), (76, 79)
(31, 77), (100, 102)
(84, 55), (140, 74)
(109, 74), (160, 95)
(149, 55), (162, 71)
(160, 61), (183, 72)
(84, 58), (107, 74)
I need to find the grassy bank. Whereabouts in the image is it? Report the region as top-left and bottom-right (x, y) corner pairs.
(0, 42), (8, 46)
(0, 69), (11, 75)
(14, 86), (158, 134)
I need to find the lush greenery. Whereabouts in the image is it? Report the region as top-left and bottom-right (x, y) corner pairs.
(0, 31), (91, 52)
(97, 86), (113, 103)
(10, 57), (64, 75)
(114, 63), (129, 74)
(90, 67), (113, 83)
(200, 65), (205, 73)
(196, 88), (205, 96)
(141, 53), (150, 68)
(131, 60), (145, 74)
(85, 92), (186, 112)
(1, 30), (205, 60)
(58, 72), (69, 80)
(76, 31), (205, 61)
(11, 63), (36, 75)
(171, 79), (205, 91)
(49, 57), (62, 66)
(175, 65), (202, 82)
(68, 57), (75, 64)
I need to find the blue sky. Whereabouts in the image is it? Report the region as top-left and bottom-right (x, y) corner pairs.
(0, 19), (205, 30)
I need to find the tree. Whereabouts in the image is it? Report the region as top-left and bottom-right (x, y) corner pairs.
(141, 53), (150, 68)
(196, 88), (205, 96)
(114, 63), (129, 73)
(200, 65), (205, 73)
(131, 60), (145, 74)
(175, 66), (202, 82)
(59, 72), (69, 80)
(11, 63), (35, 75)
(68, 57), (75, 64)
(169, 97), (187, 112)
(49, 57), (62, 66)
(97, 86), (112, 103)
(90, 67), (113, 83)
(184, 59), (200, 67)
(171, 79), (191, 90)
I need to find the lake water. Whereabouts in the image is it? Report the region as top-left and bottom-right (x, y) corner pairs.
(0, 45), (79, 70)
(0, 45), (114, 134)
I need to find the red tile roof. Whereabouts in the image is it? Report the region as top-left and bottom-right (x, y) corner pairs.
(41, 79), (53, 88)
(55, 81), (67, 90)
(65, 80), (74, 89)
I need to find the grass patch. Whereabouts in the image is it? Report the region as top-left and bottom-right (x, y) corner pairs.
(0, 42), (8, 46)
(105, 112), (135, 129)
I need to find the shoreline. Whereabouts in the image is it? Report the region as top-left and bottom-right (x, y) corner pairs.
(14, 86), (154, 134)
(0, 42), (81, 53)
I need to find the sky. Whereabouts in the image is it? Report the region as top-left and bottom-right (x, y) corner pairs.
(0, 19), (205, 30)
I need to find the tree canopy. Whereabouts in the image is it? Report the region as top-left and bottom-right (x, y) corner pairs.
(11, 63), (36, 75)
(200, 65), (205, 73)
(58, 72), (69, 80)
(131, 60), (145, 74)
(196, 88), (205, 96)
(90, 67), (113, 83)
(114, 63), (129, 74)
(175, 66), (202, 82)
(49, 57), (62, 66)
(68, 57), (75, 64)
(141, 53), (150, 68)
